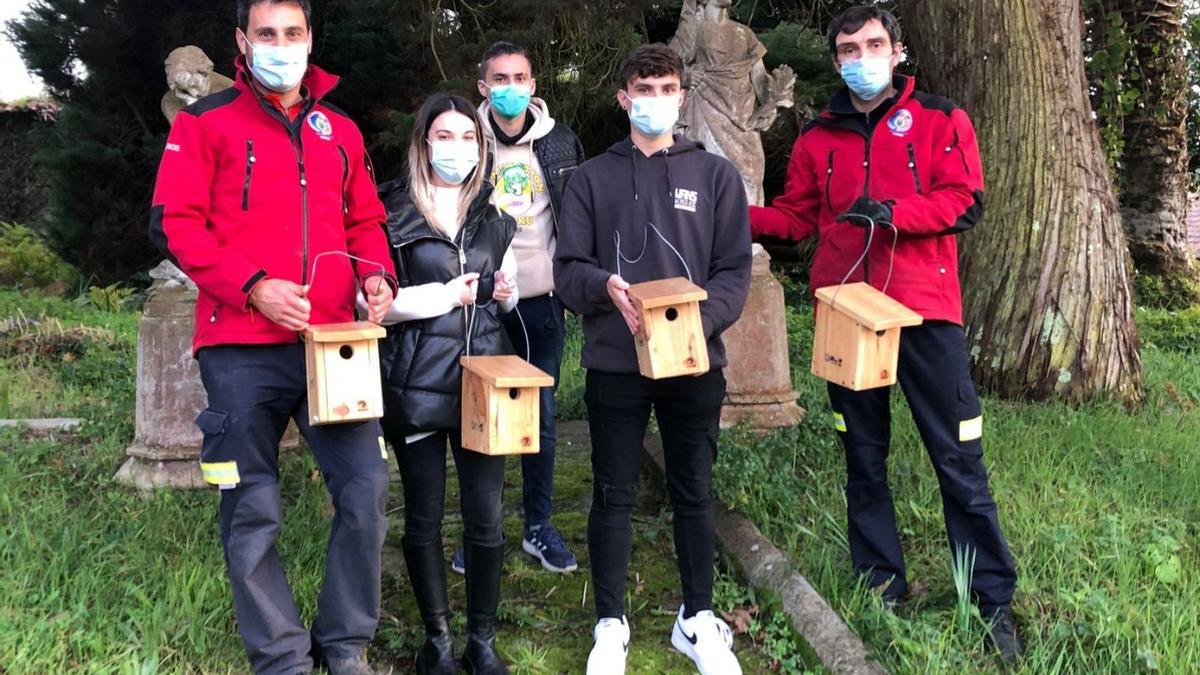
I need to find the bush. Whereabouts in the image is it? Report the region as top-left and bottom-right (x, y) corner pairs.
(0, 222), (78, 291)
(1136, 305), (1200, 353)
(1133, 270), (1200, 311)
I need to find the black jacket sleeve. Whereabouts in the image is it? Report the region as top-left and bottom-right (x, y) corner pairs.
(553, 169), (613, 315)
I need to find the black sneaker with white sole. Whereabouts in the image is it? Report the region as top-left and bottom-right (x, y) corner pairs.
(521, 524), (578, 573)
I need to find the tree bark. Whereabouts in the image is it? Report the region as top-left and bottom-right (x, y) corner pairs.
(898, 0), (1144, 403)
(1116, 0), (1197, 291)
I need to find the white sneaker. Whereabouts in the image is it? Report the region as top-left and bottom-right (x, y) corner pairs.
(587, 615), (630, 675)
(671, 606), (742, 675)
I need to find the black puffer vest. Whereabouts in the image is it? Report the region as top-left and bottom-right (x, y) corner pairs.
(377, 178), (517, 435)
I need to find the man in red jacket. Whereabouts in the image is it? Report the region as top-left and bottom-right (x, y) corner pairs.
(149, 2), (396, 673)
(751, 6), (1022, 663)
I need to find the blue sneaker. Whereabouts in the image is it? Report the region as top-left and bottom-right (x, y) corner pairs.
(451, 546), (465, 575)
(522, 524), (578, 573)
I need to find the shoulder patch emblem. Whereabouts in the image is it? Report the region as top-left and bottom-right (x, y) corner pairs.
(307, 111), (333, 141)
(887, 109), (914, 137)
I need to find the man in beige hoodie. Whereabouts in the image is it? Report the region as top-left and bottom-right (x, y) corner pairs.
(446, 41), (586, 576)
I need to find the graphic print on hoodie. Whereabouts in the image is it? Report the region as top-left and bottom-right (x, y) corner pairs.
(553, 135), (753, 374)
(479, 98), (557, 298)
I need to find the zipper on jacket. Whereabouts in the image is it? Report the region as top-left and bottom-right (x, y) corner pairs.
(336, 145), (349, 215)
(948, 129), (971, 176)
(862, 113), (872, 284)
(824, 151), (836, 211)
(906, 143), (923, 194)
(210, 306), (219, 324)
(289, 137), (310, 285)
(242, 140), (255, 210)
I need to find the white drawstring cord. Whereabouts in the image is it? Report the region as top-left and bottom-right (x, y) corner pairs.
(614, 221), (693, 283)
(307, 250), (388, 294)
(829, 216), (900, 310)
(462, 293), (530, 367)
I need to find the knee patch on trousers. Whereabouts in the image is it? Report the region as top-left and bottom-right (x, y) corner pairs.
(595, 483), (638, 510)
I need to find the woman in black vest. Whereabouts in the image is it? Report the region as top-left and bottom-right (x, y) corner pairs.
(375, 93), (517, 675)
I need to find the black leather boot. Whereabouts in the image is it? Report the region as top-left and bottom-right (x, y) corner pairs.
(460, 543), (509, 675)
(402, 539), (457, 675)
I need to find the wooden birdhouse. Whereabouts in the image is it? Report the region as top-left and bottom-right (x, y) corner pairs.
(627, 277), (709, 380)
(303, 322), (387, 425)
(811, 283), (923, 391)
(460, 355), (555, 456)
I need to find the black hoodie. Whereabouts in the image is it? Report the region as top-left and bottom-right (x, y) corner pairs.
(554, 135), (752, 374)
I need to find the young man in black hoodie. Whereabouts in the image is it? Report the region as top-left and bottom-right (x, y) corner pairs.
(554, 43), (751, 675)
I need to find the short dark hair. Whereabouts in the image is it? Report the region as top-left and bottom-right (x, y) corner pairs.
(479, 41), (531, 81)
(826, 6), (902, 55)
(238, 0), (312, 33)
(619, 44), (684, 89)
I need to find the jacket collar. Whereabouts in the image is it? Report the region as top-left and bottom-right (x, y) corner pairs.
(383, 180), (497, 248)
(816, 75), (916, 137)
(233, 55), (342, 102)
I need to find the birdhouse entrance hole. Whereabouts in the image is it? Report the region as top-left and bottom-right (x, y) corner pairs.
(339, 345), (354, 359)
(666, 307), (679, 321)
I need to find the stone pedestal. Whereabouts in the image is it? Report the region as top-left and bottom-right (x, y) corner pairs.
(720, 244), (805, 430)
(116, 282), (208, 489)
(116, 273), (302, 490)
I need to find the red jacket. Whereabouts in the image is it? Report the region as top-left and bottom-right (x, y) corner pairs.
(750, 76), (984, 325)
(150, 58), (396, 353)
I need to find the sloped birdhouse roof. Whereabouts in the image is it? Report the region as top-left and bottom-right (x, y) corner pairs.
(460, 355), (554, 388)
(627, 278), (708, 309)
(303, 322), (386, 343)
(814, 283), (923, 331)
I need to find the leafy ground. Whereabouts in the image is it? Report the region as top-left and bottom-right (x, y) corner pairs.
(0, 289), (806, 674)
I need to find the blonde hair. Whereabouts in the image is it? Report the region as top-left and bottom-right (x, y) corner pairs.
(406, 93), (489, 235)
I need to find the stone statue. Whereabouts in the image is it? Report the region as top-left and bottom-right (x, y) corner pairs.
(161, 46), (234, 126)
(670, 0), (796, 206)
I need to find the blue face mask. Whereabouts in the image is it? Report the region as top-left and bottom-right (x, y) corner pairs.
(428, 140), (480, 185)
(245, 37), (309, 93)
(840, 56), (893, 101)
(487, 84), (533, 119)
(627, 95), (680, 137)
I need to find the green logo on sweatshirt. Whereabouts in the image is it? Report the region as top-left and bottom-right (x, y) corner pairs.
(492, 161), (544, 224)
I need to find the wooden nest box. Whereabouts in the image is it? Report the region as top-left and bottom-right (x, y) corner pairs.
(460, 355), (555, 456)
(627, 277), (709, 380)
(811, 283), (923, 391)
(304, 322), (386, 425)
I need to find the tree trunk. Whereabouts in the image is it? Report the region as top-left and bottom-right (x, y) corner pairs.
(1116, 0), (1198, 297)
(898, 0), (1144, 403)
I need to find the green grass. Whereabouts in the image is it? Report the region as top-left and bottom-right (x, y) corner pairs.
(711, 287), (1200, 674)
(0, 289), (809, 674)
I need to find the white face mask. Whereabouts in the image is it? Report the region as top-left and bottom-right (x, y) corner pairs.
(428, 140), (480, 185)
(627, 95), (680, 137)
(243, 33), (309, 93)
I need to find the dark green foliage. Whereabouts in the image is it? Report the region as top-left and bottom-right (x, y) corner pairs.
(1136, 305), (1200, 353)
(0, 222), (78, 290)
(5, 1), (236, 285)
(5, 0), (853, 283)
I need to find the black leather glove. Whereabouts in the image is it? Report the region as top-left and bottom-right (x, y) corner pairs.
(837, 197), (893, 229)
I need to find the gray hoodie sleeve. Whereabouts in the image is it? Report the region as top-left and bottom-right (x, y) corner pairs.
(700, 162), (753, 338)
(553, 168), (613, 315)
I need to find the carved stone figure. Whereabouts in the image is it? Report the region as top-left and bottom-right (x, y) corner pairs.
(670, 0), (796, 206)
(161, 46), (234, 126)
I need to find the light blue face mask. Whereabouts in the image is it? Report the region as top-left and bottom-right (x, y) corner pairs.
(428, 140), (480, 185)
(245, 37), (309, 93)
(487, 84), (533, 119)
(840, 56), (893, 101)
(627, 95), (680, 137)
